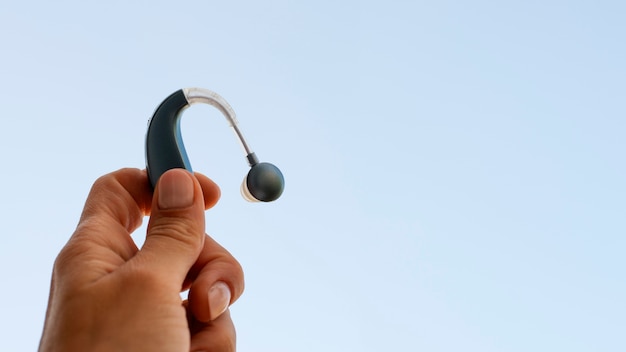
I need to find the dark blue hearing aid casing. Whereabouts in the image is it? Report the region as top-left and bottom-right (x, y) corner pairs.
(146, 89), (191, 188)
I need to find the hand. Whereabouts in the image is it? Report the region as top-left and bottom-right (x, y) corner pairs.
(39, 168), (244, 352)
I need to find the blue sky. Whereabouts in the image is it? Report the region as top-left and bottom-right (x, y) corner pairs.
(1, 1), (624, 351)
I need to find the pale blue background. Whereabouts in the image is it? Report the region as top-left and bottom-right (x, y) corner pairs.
(1, 1), (624, 351)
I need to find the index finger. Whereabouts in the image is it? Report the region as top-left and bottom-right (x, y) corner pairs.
(63, 168), (220, 272)
(54, 168), (153, 284)
(77, 168), (153, 236)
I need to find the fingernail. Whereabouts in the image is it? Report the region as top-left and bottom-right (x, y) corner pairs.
(158, 169), (195, 209)
(208, 281), (231, 321)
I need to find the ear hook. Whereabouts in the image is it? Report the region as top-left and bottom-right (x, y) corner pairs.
(145, 88), (284, 202)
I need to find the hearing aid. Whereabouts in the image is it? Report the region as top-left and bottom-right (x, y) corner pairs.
(145, 87), (284, 202)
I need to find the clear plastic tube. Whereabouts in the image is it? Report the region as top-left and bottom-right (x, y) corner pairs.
(182, 87), (255, 159)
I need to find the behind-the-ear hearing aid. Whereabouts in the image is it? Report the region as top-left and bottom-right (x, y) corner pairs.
(145, 87), (284, 202)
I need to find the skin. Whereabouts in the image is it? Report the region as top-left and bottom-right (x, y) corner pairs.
(39, 168), (244, 352)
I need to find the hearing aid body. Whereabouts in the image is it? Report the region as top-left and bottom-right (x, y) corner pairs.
(145, 88), (284, 202)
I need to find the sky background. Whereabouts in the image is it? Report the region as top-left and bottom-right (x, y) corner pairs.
(1, 1), (625, 351)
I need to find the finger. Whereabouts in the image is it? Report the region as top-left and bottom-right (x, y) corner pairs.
(76, 168), (152, 240)
(194, 172), (221, 210)
(55, 169), (151, 282)
(189, 309), (237, 352)
(188, 234), (245, 322)
(131, 169), (207, 288)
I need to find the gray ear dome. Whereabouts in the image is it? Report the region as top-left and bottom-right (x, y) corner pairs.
(240, 162), (284, 202)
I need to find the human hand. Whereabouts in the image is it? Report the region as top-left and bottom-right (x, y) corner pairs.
(39, 168), (244, 352)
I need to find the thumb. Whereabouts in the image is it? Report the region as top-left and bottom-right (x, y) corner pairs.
(134, 168), (206, 287)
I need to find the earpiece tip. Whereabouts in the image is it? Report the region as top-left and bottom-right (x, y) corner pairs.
(241, 162), (284, 202)
(241, 177), (261, 202)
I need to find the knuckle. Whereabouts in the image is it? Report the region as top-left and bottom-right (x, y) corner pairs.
(226, 260), (245, 300)
(53, 241), (83, 275)
(216, 247), (244, 282)
(92, 168), (140, 188)
(89, 168), (143, 202)
(227, 256), (245, 287)
(205, 249), (246, 298)
(144, 219), (205, 262)
(148, 218), (204, 248)
(91, 172), (118, 191)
